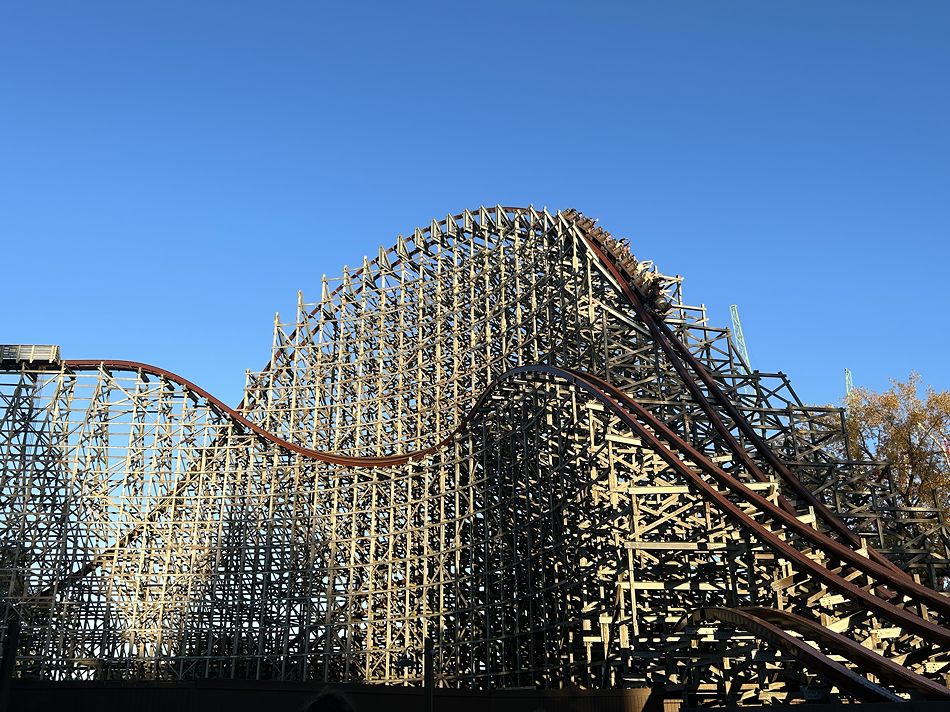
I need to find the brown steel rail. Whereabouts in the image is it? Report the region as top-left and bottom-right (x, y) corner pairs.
(38, 358), (566, 598)
(572, 367), (950, 620)
(741, 607), (950, 699)
(576, 221), (911, 580)
(62, 359), (451, 469)
(674, 607), (904, 702)
(543, 365), (950, 647)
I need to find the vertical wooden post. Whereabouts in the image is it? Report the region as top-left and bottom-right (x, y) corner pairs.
(424, 636), (434, 712)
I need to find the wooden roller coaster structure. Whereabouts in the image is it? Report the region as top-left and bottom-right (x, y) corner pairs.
(2, 206), (950, 706)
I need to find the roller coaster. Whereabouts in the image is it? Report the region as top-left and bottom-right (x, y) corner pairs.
(3, 206), (950, 706)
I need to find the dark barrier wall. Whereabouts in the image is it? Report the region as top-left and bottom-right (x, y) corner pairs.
(9, 682), (950, 712)
(9, 681), (676, 712)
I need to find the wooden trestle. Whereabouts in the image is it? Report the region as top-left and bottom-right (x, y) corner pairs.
(2, 206), (950, 705)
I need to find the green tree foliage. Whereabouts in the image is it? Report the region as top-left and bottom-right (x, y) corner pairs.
(845, 373), (950, 515)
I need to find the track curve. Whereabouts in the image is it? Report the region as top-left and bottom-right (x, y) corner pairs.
(740, 607), (950, 699)
(675, 607), (904, 702)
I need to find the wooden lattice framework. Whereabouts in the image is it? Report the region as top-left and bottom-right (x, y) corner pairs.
(3, 206), (950, 705)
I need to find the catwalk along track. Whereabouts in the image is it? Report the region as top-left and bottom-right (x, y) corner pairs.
(2, 206), (950, 707)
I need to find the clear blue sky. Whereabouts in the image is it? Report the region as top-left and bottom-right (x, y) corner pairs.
(3, 2), (948, 407)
